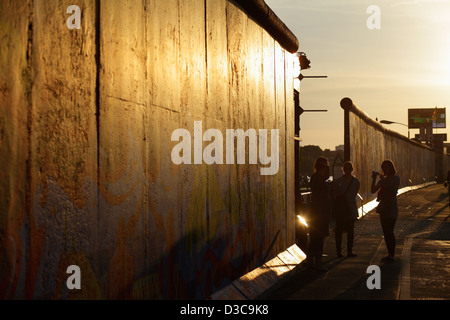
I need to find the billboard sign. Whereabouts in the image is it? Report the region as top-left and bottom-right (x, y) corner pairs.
(408, 108), (446, 129)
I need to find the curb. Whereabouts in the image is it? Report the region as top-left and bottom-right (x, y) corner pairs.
(209, 244), (306, 300)
(358, 181), (437, 218)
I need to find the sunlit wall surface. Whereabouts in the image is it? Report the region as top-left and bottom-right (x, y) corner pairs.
(0, 0), (297, 299)
(341, 98), (435, 206)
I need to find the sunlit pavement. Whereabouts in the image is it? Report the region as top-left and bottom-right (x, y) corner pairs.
(266, 183), (450, 300)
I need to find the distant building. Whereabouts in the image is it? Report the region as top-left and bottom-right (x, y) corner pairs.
(335, 144), (344, 151)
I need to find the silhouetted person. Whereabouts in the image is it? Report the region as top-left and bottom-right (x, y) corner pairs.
(333, 161), (360, 258)
(306, 156), (332, 271)
(371, 160), (400, 262)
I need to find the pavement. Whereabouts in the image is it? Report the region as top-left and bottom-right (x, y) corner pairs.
(266, 183), (450, 300)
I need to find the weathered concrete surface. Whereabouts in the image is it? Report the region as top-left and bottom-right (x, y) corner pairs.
(0, 0), (31, 299)
(31, 0), (98, 300)
(342, 98), (435, 206)
(0, 0), (298, 299)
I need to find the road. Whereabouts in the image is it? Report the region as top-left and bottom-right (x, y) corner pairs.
(267, 183), (450, 300)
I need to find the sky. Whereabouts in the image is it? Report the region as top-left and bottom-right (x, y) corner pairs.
(265, 0), (450, 150)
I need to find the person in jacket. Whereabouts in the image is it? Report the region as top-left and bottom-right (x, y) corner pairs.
(333, 161), (360, 258)
(306, 156), (332, 271)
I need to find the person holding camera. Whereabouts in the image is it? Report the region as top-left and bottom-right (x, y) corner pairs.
(306, 156), (333, 271)
(371, 160), (400, 262)
(333, 161), (360, 258)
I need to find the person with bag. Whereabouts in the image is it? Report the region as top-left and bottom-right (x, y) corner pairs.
(332, 161), (360, 258)
(371, 159), (400, 262)
(305, 156), (333, 271)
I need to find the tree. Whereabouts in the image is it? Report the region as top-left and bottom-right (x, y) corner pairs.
(299, 145), (324, 176)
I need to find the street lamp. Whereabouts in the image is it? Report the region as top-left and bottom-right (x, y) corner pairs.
(380, 120), (410, 139)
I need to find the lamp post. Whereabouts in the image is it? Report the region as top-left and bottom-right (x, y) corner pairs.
(380, 120), (410, 139)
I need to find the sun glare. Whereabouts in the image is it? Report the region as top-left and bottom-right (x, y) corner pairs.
(432, 39), (450, 86)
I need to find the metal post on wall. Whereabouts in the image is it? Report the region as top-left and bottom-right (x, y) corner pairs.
(340, 97), (357, 162)
(344, 107), (350, 162)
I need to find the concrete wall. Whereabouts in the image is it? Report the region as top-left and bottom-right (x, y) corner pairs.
(341, 98), (435, 206)
(434, 140), (450, 183)
(0, 0), (298, 299)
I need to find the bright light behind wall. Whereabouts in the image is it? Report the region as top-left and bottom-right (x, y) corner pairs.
(292, 53), (301, 90)
(297, 215), (308, 227)
(292, 52), (301, 79)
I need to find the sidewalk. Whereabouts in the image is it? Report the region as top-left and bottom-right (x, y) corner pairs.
(211, 183), (449, 300)
(266, 183), (450, 300)
(265, 234), (403, 300)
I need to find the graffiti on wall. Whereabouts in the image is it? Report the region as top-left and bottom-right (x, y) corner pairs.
(0, 0), (295, 299)
(1, 120), (288, 299)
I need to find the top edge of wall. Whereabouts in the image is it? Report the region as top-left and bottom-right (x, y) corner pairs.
(232, 0), (299, 53)
(341, 97), (433, 151)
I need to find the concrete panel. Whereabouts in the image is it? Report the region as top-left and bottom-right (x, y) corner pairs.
(98, 0), (149, 299)
(175, 115), (208, 299)
(143, 106), (183, 299)
(204, 118), (238, 282)
(30, 0), (98, 299)
(225, 4), (266, 288)
(98, 95), (147, 299)
(32, 0), (97, 208)
(239, 10), (270, 267)
(262, 31), (276, 129)
(99, 0), (147, 183)
(285, 53), (295, 244)
(179, 0), (206, 118)
(274, 42), (287, 255)
(0, 0), (31, 300)
(275, 42), (285, 133)
(227, 1), (249, 129)
(147, 0), (181, 112)
(202, 119), (237, 295)
(206, 0), (229, 124)
(245, 15), (264, 130)
(101, 0), (146, 104)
